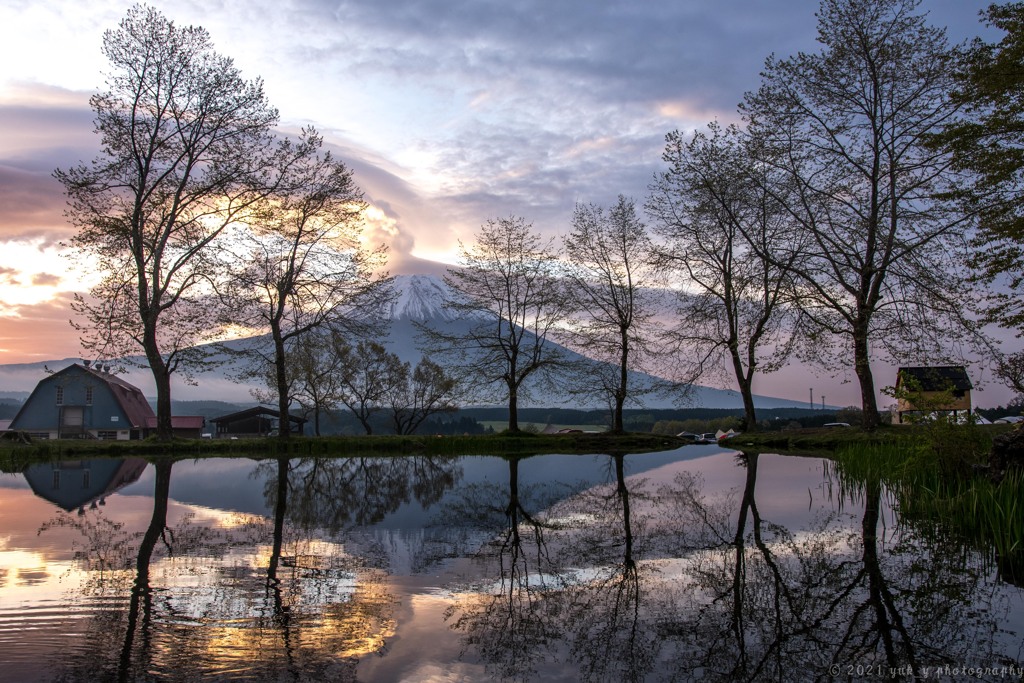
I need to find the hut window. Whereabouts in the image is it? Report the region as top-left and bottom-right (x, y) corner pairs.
(56, 386), (64, 405)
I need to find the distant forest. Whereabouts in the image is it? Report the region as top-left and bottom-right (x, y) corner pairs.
(4, 396), (1019, 436)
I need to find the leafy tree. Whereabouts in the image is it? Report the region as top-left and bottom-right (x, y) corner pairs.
(740, 0), (981, 429)
(648, 122), (798, 432)
(429, 217), (568, 432)
(56, 5), (280, 439)
(997, 351), (1024, 400)
(562, 196), (661, 433)
(217, 128), (391, 438)
(930, 3), (1024, 332)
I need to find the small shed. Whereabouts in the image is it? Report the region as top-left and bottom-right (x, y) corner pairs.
(145, 415), (205, 439)
(894, 366), (973, 425)
(210, 407), (307, 438)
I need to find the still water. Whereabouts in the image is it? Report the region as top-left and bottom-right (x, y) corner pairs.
(0, 446), (1021, 682)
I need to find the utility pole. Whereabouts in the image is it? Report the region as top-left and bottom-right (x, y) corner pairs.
(822, 396), (825, 411)
(810, 388), (814, 410)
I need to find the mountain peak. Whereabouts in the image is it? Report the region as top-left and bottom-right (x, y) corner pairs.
(388, 274), (460, 321)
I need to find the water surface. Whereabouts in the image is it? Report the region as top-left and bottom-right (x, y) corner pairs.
(0, 446), (1020, 681)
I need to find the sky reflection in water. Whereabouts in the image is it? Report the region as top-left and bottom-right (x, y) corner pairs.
(0, 446), (1021, 682)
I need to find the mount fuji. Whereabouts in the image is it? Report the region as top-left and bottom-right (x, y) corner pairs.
(0, 274), (805, 409)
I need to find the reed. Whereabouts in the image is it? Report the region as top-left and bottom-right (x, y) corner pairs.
(830, 442), (1024, 581)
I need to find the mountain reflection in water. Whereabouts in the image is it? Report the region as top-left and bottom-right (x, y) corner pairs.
(0, 447), (1020, 682)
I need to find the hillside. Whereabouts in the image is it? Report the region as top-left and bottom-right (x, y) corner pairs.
(0, 274), (807, 410)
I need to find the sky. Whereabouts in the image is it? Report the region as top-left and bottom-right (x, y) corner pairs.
(0, 0), (1012, 407)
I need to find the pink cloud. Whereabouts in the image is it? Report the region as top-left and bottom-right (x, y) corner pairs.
(0, 293), (84, 362)
(31, 272), (61, 287)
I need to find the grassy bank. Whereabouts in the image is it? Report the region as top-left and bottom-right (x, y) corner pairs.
(0, 430), (687, 470)
(733, 422), (1012, 454)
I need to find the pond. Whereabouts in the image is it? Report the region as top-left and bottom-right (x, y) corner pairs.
(0, 446), (1021, 682)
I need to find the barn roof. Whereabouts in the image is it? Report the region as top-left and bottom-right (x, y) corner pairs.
(210, 406), (307, 425)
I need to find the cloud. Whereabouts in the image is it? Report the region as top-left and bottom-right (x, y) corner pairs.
(0, 166), (72, 243)
(31, 273), (60, 287)
(0, 84), (98, 245)
(0, 292), (84, 362)
(0, 266), (19, 286)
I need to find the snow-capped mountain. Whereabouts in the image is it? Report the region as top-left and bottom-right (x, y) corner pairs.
(0, 273), (806, 409)
(387, 274), (461, 322)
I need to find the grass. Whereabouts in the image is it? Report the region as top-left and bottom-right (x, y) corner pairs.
(0, 430), (687, 471)
(735, 422), (1012, 455)
(828, 441), (1024, 582)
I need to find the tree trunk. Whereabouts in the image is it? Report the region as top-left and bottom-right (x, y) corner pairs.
(613, 394), (626, 434)
(143, 331), (173, 441)
(730, 345), (758, 432)
(853, 322), (881, 430)
(613, 326), (629, 434)
(359, 411), (374, 435)
(739, 380), (757, 433)
(153, 366), (173, 441)
(272, 326), (292, 439)
(508, 385), (520, 433)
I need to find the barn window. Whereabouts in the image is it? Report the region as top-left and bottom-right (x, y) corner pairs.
(86, 386), (93, 406)
(56, 386), (64, 405)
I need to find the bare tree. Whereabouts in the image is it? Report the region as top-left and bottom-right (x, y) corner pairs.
(562, 196), (661, 433)
(278, 331), (344, 436)
(647, 123), (798, 431)
(385, 357), (458, 435)
(56, 5), (279, 439)
(740, 0), (981, 429)
(428, 217), (568, 432)
(333, 339), (405, 435)
(218, 129), (392, 438)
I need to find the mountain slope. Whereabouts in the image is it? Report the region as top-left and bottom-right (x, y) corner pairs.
(0, 274), (806, 409)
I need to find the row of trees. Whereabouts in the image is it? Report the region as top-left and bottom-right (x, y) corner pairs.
(280, 335), (457, 436)
(59, 1), (1024, 436)
(436, 0), (1023, 432)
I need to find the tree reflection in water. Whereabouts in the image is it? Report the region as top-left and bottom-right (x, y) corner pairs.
(657, 454), (1009, 682)
(25, 451), (1019, 681)
(441, 455), (585, 680)
(557, 453), (661, 683)
(37, 454), (462, 681)
(443, 452), (1018, 682)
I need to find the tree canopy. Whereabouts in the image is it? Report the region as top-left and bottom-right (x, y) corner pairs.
(740, 0), (979, 428)
(932, 2), (1024, 332)
(56, 4), (279, 438)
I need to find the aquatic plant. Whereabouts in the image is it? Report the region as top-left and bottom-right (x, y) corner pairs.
(829, 443), (1024, 583)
